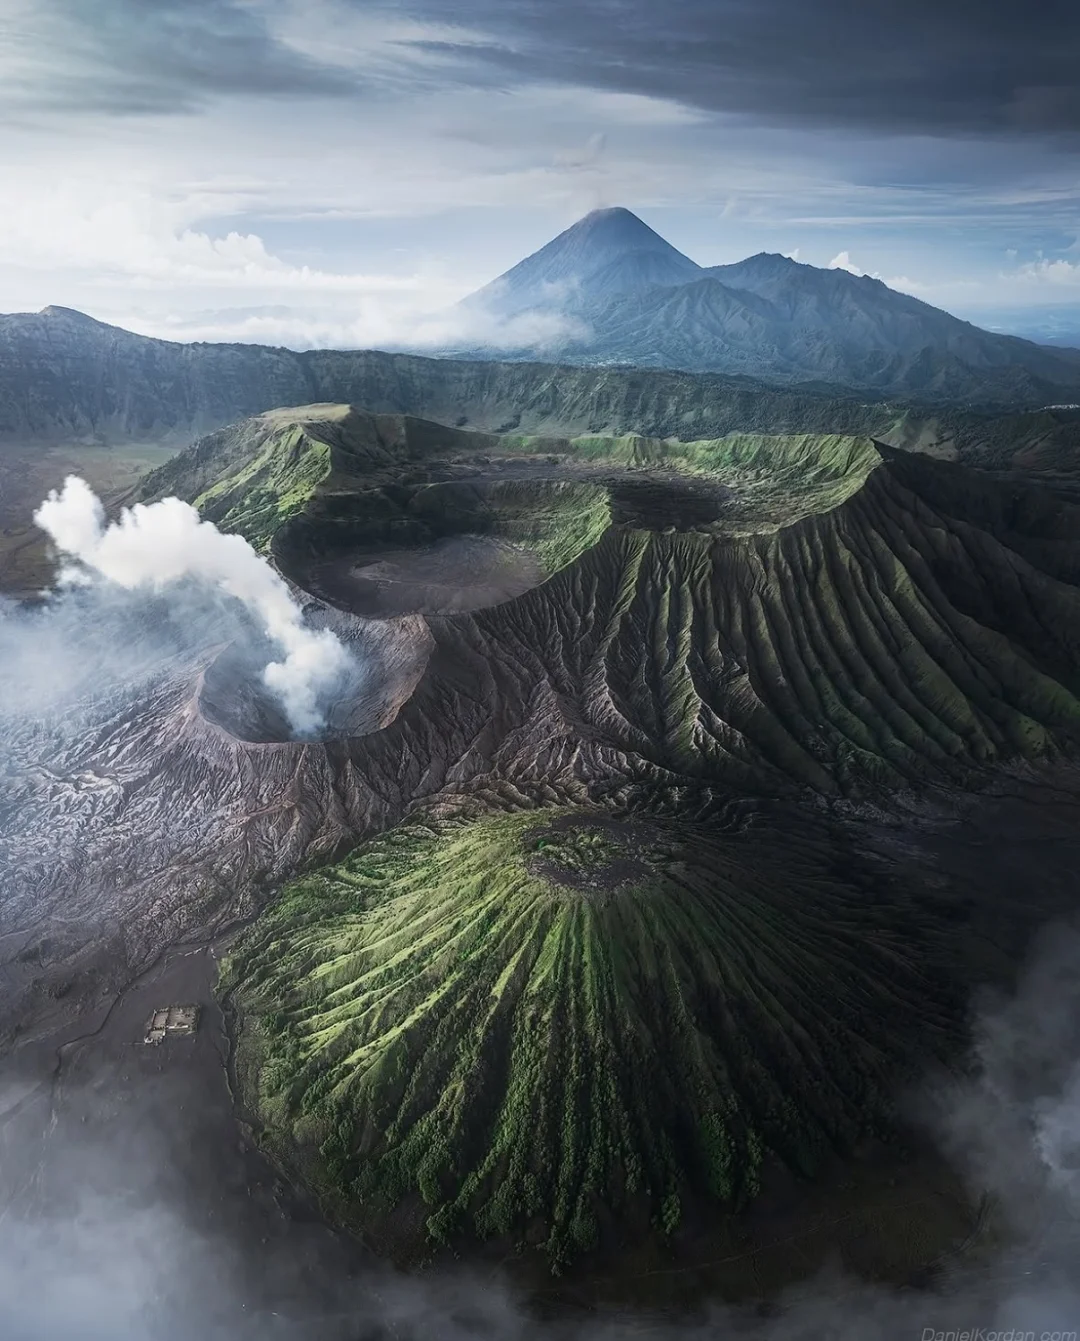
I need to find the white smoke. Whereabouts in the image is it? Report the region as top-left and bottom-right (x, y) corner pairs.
(33, 475), (350, 736)
(937, 920), (1080, 1217)
(1035, 1068), (1080, 1189)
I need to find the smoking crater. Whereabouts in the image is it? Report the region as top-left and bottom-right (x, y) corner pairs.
(34, 476), (353, 737)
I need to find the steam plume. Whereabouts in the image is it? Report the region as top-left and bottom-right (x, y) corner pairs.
(33, 475), (350, 735)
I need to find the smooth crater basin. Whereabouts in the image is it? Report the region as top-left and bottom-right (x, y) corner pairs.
(271, 460), (748, 619)
(273, 470), (612, 618)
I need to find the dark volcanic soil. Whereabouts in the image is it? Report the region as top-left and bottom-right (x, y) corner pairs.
(524, 813), (661, 895)
(273, 460), (738, 621)
(196, 610), (431, 743)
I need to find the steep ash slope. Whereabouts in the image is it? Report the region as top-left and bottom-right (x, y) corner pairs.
(146, 408), (1080, 793)
(459, 207), (702, 317)
(0, 595), (434, 1032)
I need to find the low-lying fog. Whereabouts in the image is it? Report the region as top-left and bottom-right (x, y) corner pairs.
(1, 927), (1078, 1340)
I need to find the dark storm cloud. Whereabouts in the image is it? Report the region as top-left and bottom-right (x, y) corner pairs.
(12, 0), (1080, 140)
(5, 0), (360, 115)
(389, 0), (1080, 138)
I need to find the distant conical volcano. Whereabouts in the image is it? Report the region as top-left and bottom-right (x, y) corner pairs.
(462, 206), (702, 319)
(452, 207), (1080, 404)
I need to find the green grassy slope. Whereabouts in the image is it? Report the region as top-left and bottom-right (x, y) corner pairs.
(139, 407), (879, 570)
(223, 808), (963, 1269)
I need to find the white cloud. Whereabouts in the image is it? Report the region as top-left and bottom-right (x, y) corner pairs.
(827, 249), (864, 275)
(34, 475), (352, 735)
(267, 4), (502, 79)
(115, 301), (588, 353)
(881, 273), (943, 294)
(2, 21), (1078, 341)
(0, 178), (450, 295)
(1016, 257), (1080, 287)
(551, 88), (707, 127)
(818, 253), (982, 304)
(0, 72), (759, 321)
(0, 161), (594, 350)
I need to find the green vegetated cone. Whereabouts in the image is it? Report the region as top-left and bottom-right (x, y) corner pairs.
(225, 807), (962, 1270)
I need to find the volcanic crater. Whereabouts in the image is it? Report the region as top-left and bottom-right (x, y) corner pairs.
(523, 813), (659, 895)
(195, 609), (432, 744)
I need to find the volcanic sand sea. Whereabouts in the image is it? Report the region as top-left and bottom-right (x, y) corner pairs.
(0, 442), (178, 598)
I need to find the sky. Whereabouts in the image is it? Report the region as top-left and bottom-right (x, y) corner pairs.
(1, 0), (1079, 349)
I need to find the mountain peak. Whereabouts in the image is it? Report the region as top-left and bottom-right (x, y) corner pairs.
(581, 206), (640, 219)
(703, 252), (805, 285)
(38, 305), (109, 326)
(566, 206), (671, 243)
(462, 206), (701, 318)
(449, 209), (1080, 404)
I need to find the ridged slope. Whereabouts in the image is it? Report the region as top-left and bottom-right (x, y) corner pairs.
(461, 207), (702, 318)
(155, 409), (1080, 788)
(224, 807), (964, 1267)
(480, 462), (1080, 793)
(453, 212), (1080, 402)
(5, 308), (1080, 477)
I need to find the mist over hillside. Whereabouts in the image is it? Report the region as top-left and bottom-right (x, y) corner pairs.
(4, 215), (1080, 435)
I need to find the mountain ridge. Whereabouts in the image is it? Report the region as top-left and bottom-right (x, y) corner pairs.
(4, 306), (1080, 483)
(449, 209), (1080, 403)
